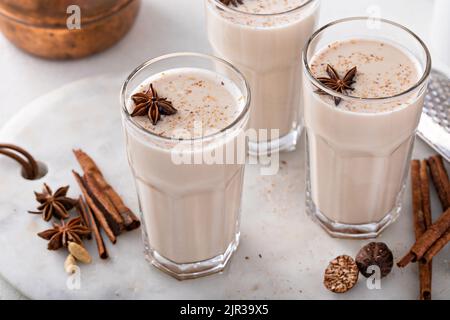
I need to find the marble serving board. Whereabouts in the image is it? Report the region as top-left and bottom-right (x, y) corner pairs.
(0, 75), (449, 300)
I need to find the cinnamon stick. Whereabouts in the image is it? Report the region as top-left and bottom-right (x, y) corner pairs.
(84, 173), (125, 234)
(420, 160), (432, 228)
(73, 149), (140, 230)
(419, 260), (432, 300)
(79, 197), (108, 259)
(428, 154), (450, 211)
(72, 170), (117, 244)
(422, 230), (450, 264)
(420, 156), (450, 264)
(76, 197), (92, 240)
(411, 161), (424, 240)
(418, 160), (432, 300)
(397, 207), (450, 267)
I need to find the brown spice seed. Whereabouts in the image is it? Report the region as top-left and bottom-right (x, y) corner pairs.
(356, 242), (393, 278)
(64, 254), (77, 274)
(68, 241), (92, 264)
(324, 255), (359, 293)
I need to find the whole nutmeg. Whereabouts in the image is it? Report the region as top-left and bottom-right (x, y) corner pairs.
(355, 242), (393, 278)
(323, 255), (359, 293)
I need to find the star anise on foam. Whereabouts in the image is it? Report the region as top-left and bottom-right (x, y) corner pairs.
(28, 183), (78, 221)
(131, 83), (177, 125)
(220, 0), (243, 6)
(315, 64), (357, 106)
(37, 217), (91, 250)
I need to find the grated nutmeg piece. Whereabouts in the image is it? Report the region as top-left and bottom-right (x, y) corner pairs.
(324, 255), (359, 293)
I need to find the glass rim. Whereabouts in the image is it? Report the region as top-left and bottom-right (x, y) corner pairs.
(120, 52), (251, 142)
(302, 17), (432, 104)
(210, 0), (318, 17)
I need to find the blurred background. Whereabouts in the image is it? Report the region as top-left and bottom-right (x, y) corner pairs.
(0, 0), (446, 299)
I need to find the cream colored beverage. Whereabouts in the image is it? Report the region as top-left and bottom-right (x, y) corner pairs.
(121, 58), (250, 279)
(205, 0), (320, 153)
(304, 38), (427, 236)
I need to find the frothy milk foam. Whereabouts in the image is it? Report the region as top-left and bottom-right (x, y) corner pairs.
(125, 68), (247, 263)
(233, 0), (310, 14)
(305, 39), (424, 225)
(206, 0), (319, 141)
(132, 68), (245, 139)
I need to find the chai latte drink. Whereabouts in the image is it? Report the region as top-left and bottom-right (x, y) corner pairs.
(303, 18), (431, 238)
(205, 0), (320, 154)
(121, 53), (250, 279)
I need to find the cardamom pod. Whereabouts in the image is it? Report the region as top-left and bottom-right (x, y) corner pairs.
(68, 242), (92, 264)
(64, 254), (77, 274)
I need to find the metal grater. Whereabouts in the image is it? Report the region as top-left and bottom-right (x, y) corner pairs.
(417, 69), (450, 162)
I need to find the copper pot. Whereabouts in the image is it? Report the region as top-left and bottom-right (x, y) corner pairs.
(0, 0), (140, 59)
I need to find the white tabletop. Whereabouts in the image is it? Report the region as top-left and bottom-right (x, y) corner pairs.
(0, 0), (438, 299)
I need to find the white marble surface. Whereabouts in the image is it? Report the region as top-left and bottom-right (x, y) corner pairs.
(0, 0), (444, 299)
(0, 75), (449, 300)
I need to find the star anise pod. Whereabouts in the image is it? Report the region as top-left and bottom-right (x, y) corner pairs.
(220, 0), (243, 6)
(315, 64), (357, 106)
(37, 217), (91, 250)
(131, 83), (177, 125)
(28, 183), (78, 221)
